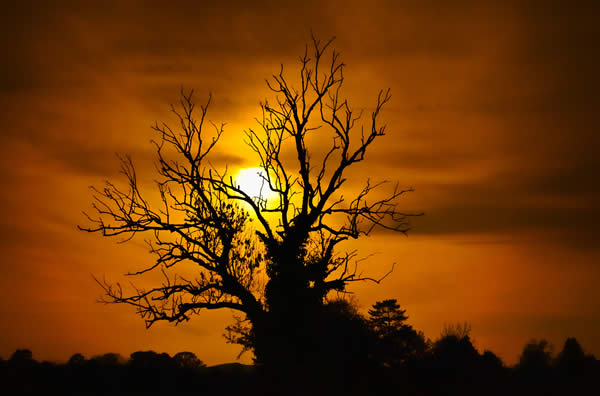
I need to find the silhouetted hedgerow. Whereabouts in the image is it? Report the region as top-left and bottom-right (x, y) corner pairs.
(2, 303), (598, 395)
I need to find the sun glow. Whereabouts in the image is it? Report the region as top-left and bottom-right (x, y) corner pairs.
(234, 167), (277, 201)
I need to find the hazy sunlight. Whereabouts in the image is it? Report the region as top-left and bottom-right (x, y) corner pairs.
(234, 167), (277, 202)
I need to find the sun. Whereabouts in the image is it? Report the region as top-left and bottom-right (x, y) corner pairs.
(234, 167), (276, 201)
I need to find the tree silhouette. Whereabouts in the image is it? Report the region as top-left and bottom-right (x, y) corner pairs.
(555, 337), (586, 376)
(440, 322), (472, 340)
(173, 351), (205, 369)
(80, 35), (419, 366)
(369, 299), (409, 337)
(90, 353), (125, 367)
(8, 349), (36, 370)
(517, 339), (553, 371)
(9, 349), (34, 364)
(129, 351), (173, 369)
(515, 337), (554, 391)
(67, 353), (85, 366)
(430, 325), (479, 367)
(368, 300), (427, 367)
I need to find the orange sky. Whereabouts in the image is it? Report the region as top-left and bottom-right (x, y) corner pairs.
(1, 1), (599, 365)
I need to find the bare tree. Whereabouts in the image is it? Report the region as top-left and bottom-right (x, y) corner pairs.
(80, 35), (420, 365)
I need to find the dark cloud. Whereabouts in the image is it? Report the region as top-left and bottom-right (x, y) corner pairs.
(402, 166), (600, 249)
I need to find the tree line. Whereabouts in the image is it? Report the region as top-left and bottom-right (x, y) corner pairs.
(2, 298), (597, 394)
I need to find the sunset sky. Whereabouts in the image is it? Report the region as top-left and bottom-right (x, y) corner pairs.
(1, 1), (599, 365)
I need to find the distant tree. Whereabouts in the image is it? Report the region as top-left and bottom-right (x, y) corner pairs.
(10, 349), (33, 362)
(90, 352), (124, 366)
(550, 338), (600, 396)
(431, 328), (478, 364)
(555, 337), (585, 375)
(427, 322), (483, 376)
(369, 299), (408, 337)
(80, 34), (419, 367)
(129, 351), (173, 369)
(368, 299), (427, 366)
(173, 351), (205, 369)
(440, 322), (472, 340)
(325, 295), (363, 322)
(479, 349), (508, 387)
(481, 349), (504, 370)
(517, 339), (553, 372)
(320, 296), (371, 359)
(67, 353), (86, 366)
(9, 349), (36, 369)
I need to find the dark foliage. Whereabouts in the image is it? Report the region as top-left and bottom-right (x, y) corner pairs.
(368, 299), (428, 367)
(0, 349), (251, 393)
(2, 333), (599, 395)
